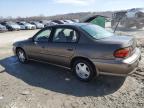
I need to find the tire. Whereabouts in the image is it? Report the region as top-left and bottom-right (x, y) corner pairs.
(73, 59), (96, 82)
(7, 27), (13, 31)
(16, 48), (28, 63)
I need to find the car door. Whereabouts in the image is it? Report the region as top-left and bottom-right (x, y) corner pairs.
(46, 27), (79, 67)
(27, 28), (52, 60)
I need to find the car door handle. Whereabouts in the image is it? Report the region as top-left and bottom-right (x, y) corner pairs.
(67, 48), (73, 51)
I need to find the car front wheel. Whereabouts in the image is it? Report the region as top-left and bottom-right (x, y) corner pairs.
(16, 49), (28, 63)
(73, 59), (96, 82)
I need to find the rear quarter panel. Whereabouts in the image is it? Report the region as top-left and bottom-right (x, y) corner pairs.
(74, 35), (122, 60)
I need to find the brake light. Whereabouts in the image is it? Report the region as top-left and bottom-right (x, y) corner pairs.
(114, 48), (131, 58)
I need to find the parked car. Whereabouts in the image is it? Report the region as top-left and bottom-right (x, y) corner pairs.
(64, 20), (74, 23)
(16, 22), (26, 30)
(1, 22), (21, 31)
(0, 24), (7, 32)
(17, 22), (36, 30)
(72, 19), (79, 23)
(112, 8), (144, 29)
(52, 20), (64, 24)
(44, 20), (66, 27)
(39, 20), (50, 27)
(13, 23), (141, 81)
(59, 20), (68, 24)
(126, 8), (144, 18)
(45, 21), (58, 27)
(30, 22), (44, 29)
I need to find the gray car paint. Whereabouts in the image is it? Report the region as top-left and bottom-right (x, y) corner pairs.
(13, 23), (141, 76)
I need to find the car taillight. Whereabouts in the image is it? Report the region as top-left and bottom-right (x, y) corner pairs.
(114, 48), (131, 58)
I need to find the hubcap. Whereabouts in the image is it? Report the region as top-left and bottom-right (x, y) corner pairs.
(18, 51), (25, 62)
(75, 63), (90, 79)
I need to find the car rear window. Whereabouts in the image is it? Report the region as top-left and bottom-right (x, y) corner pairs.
(80, 24), (114, 39)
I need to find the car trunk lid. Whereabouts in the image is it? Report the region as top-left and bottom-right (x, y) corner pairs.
(99, 35), (137, 58)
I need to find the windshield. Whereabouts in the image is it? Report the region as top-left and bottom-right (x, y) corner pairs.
(81, 24), (114, 39)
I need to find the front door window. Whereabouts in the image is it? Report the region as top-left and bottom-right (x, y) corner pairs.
(34, 29), (51, 42)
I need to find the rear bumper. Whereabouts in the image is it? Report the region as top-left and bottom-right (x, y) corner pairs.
(91, 48), (141, 76)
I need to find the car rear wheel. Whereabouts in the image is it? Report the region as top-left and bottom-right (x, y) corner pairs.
(73, 59), (96, 82)
(16, 49), (28, 63)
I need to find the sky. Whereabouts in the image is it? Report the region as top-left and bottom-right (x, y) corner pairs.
(0, 0), (144, 18)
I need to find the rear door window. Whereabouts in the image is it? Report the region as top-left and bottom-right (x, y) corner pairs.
(52, 28), (78, 43)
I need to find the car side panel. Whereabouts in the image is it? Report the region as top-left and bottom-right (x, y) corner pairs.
(41, 43), (76, 67)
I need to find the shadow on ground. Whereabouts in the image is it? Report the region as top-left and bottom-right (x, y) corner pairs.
(0, 56), (126, 97)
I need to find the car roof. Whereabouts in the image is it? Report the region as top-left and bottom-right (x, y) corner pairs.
(45, 23), (90, 28)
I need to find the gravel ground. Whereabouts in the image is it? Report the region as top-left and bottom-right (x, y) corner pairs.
(0, 29), (144, 108)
